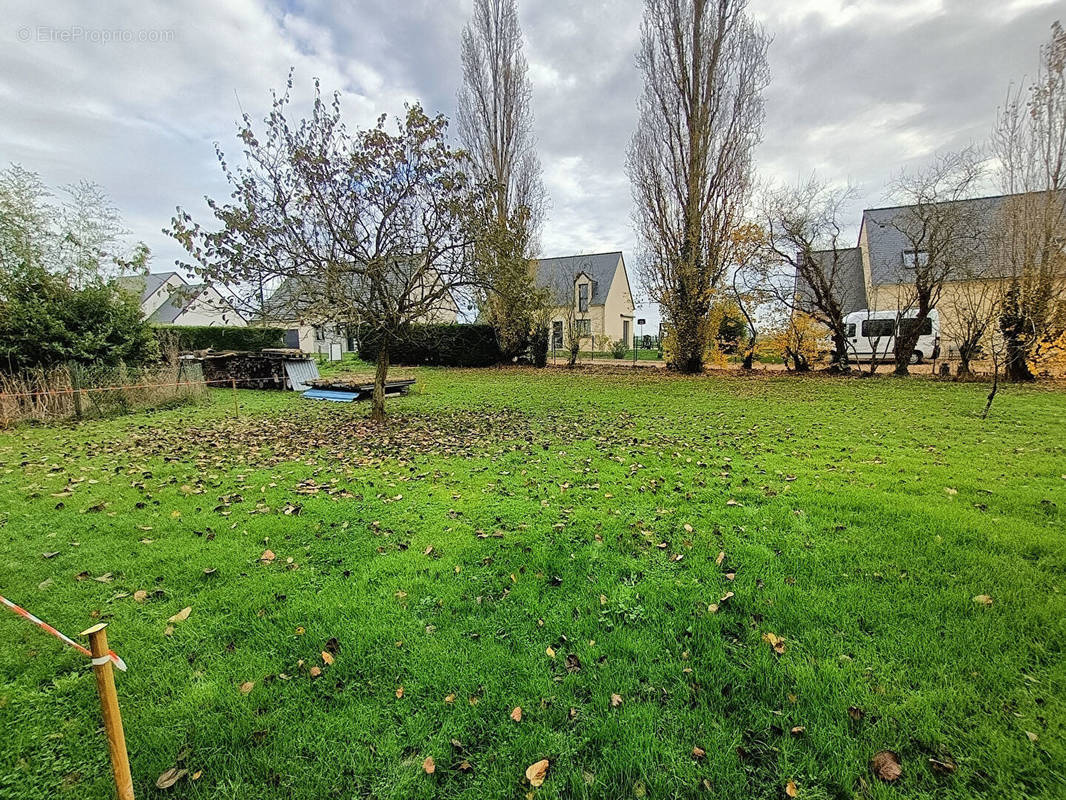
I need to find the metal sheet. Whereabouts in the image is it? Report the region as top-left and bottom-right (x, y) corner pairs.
(284, 359), (320, 391)
(303, 389), (358, 403)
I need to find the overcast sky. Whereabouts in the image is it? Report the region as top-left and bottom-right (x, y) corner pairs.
(2, 0), (1063, 324)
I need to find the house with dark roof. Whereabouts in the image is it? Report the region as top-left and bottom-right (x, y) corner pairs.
(115, 271), (246, 327)
(534, 251), (636, 350)
(804, 192), (1063, 358)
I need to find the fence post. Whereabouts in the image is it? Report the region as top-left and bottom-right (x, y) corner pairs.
(71, 367), (83, 420)
(83, 623), (135, 800)
(231, 377), (239, 418)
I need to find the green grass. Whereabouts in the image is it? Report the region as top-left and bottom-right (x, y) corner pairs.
(0, 369), (1063, 799)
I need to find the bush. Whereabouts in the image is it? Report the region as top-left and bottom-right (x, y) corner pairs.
(610, 338), (628, 359)
(0, 266), (158, 371)
(154, 325), (285, 352)
(359, 324), (503, 367)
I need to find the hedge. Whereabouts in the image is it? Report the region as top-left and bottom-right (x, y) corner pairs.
(358, 324), (503, 367)
(154, 325), (286, 352)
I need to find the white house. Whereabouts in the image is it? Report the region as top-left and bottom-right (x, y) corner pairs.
(534, 251), (636, 350)
(116, 272), (246, 327)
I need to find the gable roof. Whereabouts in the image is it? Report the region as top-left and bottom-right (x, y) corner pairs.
(534, 251), (624, 306)
(800, 247), (868, 315)
(114, 271), (183, 305)
(148, 285), (205, 323)
(861, 194), (1010, 285)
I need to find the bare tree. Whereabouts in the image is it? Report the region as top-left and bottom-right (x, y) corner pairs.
(167, 79), (477, 422)
(457, 0), (547, 360)
(627, 0), (770, 373)
(990, 21), (1066, 381)
(941, 269), (999, 376)
(760, 177), (858, 373)
(884, 148), (985, 375)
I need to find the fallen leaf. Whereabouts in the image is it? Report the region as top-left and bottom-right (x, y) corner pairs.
(871, 750), (902, 782)
(973, 594), (993, 606)
(785, 779), (798, 797)
(133, 590), (147, 603)
(510, 706), (523, 722)
(545, 646), (556, 658)
(691, 746), (706, 760)
(444, 693), (455, 704)
(715, 551), (725, 565)
(525, 759), (549, 787)
(239, 681), (254, 694)
(423, 756), (435, 774)
(396, 686), (404, 698)
(610, 693), (623, 708)
(928, 755), (957, 774)
(762, 632), (786, 654)
(848, 706), (865, 721)
(309, 666), (322, 678)
(260, 549), (276, 563)
(707, 603), (720, 614)
(168, 607), (191, 623)
(42, 551), (59, 559)
(321, 651), (334, 665)
(1026, 730), (1039, 743)
(790, 726), (806, 736)
(155, 767), (188, 789)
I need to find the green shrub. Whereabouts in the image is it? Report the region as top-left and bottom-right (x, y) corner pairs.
(153, 325), (285, 352)
(0, 266), (158, 371)
(359, 324), (502, 367)
(610, 338), (628, 359)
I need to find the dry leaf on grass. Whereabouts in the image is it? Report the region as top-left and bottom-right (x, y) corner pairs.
(610, 693), (623, 708)
(309, 666), (322, 678)
(260, 549), (276, 563)
(510, 706), (523, 722)
(239, 681), (254, 694)
(785, 779), (798, 797)
(871, 750), (902, 782)
(155, 767), (188, 789)
(133, 590), (147, 603)
(691, 746), (706, 760)
(973, 594), (993, 606)
(762, 632), (786, 654)
(395, 686), (404, 698)
(545, 646), (556, 658)
(423, 756), (435, 774)
(168, 607), (191, 623)
(321, 651), (334, 665)
(525, 759), (549, 787)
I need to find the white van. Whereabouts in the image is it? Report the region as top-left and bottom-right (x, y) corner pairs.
(841, 309), (941, 364)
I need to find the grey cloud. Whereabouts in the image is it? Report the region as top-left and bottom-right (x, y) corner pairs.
(2, 0), (1063, 326)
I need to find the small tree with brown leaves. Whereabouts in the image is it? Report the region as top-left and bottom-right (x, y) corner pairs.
(167, 78), (477, 422)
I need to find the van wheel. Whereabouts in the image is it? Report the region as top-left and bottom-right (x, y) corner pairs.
(909, 350), (923, 365)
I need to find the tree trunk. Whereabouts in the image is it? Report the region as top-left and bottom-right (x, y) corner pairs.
(828, 330), (850, 374)
(371, 344), (389, 424)
(1004, 337), (1036, 382)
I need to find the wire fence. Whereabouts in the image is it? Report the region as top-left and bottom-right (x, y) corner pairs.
(0, 362), (212, 427)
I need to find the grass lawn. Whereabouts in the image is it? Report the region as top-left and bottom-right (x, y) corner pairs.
(0, 369), (1063, 799)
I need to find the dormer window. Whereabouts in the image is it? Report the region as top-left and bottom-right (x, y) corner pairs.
(578, 283), (589, 312)
(902, 249), (929, 268)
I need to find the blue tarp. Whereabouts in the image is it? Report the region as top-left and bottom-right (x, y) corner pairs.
(302, 389), (359, 403)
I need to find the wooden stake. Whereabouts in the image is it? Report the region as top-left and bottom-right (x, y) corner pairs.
(83, 623), (135, 800)
(231, 377), (239, 418)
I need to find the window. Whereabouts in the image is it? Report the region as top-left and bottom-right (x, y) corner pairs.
(899, 317), (933, 337)
(846, 323), (856, 338)
(861, 318), (895, 339)
(576, 319), (591, 336)
(552, 321), (563, 348)
(314, 325), (326, 341)
(578, 283), (589, 313)
(902, 249), (929, 268)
